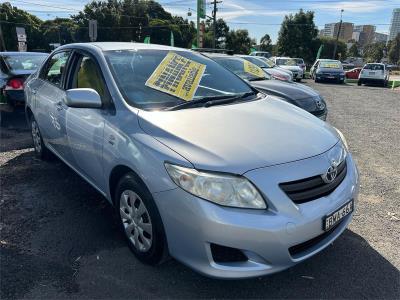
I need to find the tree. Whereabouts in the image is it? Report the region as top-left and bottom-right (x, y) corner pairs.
(226, 29), (254, 54)
(363, 42), (386, 62)
(259, 34), (272, 52)
(0, 2), (43, 51)
(313, 37), (347, 60)
(388, 33), (400, 64)
(41, 18), (78, 51)
(276, 9), (318, 63)
(348, 43), (360, 57)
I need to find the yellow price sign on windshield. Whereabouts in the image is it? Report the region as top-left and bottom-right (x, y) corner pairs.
(243, 60), (265, 78)
(145, 52), (206, 101)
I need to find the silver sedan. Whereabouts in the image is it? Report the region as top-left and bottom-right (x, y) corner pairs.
(25, 42), (359, 279)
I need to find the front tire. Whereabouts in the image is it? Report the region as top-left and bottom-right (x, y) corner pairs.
(30, 116), (52, 160)
(115, 173), (167, 265)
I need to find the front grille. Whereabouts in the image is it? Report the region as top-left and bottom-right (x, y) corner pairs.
(279, 160), (347, 204)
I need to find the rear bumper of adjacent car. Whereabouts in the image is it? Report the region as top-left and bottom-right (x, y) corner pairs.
(359, 76), (385, 84)
(153, 152), (359, 279)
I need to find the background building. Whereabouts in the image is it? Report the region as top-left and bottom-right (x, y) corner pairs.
(374, 32), (388, 43)
(388, 8), (400, 42)
(322, 22), (354, 41)
(353, 25), (376, 46)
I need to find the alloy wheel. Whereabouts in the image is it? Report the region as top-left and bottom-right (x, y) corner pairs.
(119, 190), (153, 252)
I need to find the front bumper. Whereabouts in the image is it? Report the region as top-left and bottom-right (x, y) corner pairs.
(153, 152), (359, 279)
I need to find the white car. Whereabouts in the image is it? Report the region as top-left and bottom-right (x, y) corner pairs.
(358, 63), (389, 87)
(271, 57), (304, 82)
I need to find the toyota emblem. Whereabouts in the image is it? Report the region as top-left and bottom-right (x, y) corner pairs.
(322, 164), (338, 183)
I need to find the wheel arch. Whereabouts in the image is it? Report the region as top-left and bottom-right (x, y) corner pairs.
(109, 164), (151, 206)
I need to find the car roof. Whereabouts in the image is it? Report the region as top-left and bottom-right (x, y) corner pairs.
(0, 52), (48, 56)
(58, 42), (191, 53)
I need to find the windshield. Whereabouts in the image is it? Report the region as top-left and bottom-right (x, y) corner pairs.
(212, 57), (269, 81)
(320, 61), (342, 69)
(256, 57), (275, 67)
(105, 50), (253, 109)
(276, 58), (297, 66)
(364, 64), (384, 71)
(241, 56), (271, 68)
(2, 54), (47, 72)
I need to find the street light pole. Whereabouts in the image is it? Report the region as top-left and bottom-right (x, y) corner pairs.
(333, 9), (344, 59)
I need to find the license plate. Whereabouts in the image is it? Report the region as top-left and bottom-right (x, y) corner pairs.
(323, 200), (354, 231)
(327, 76), (335, 79)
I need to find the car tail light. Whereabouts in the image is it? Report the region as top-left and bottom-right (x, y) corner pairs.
(6, 78), (24, 90)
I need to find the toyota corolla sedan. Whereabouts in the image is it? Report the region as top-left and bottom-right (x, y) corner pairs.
(207, 53), (327, 120)
(25, 42), (359, 279)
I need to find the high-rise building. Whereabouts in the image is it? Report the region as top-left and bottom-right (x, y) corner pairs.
(388, 8), (400, 42)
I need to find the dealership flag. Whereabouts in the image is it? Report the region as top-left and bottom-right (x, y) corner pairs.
(316, 44), (323, 60)
(170, 31), (175, 47)
(144, 36), (151, 44)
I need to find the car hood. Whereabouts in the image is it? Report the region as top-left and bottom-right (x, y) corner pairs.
(251, 79), (319, 100)
(279, 65), (302, 72)
(138, 97), (338, 174)
(263, 68), (290, 78)
(318, 68), (344, 74)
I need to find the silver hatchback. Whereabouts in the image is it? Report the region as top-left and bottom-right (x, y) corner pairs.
(25, 42), (359, 279)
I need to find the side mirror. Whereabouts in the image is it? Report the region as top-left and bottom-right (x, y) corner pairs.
(65, 88), (102, 108)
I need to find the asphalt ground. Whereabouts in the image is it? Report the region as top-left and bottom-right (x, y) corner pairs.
(1, 80), (399, 299)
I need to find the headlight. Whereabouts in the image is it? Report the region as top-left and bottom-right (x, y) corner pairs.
(164, 163), (266, 209)
(334, 127), (349, 150)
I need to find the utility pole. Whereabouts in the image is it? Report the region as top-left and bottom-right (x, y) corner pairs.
(333, 9), (344, 59)
(211, 0), (222, 49)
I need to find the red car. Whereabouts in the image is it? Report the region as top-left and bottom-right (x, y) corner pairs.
(345, 67), (362, 79)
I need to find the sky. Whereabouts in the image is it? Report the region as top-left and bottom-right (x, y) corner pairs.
(6, 0), (400, 43)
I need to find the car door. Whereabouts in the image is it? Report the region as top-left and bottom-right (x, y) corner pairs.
(61, 51), (112, 192)
(34, 50), (71, 156)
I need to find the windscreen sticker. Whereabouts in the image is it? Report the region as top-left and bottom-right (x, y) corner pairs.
(145, 52), (206, 101)
(323, 63), (340, 68)
(243, 60), (265, 78)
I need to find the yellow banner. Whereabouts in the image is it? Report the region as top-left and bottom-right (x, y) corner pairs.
(145, 52), (206, 101)
(243, 60), (265, 78)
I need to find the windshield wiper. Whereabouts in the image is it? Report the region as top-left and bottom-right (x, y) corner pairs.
(165, 92), (256, 111)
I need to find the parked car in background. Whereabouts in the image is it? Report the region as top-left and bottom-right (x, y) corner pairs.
(345, 67), (362, 79)
(237, 55), (292, 82)
(358, 63), (389, 87)
(310, 59), (345, 84)
(25, 42), (358, 279)
(270, 57), (303, 82)
(0, 52), (48, 107)
(249, 51), (271, 58)
(294, 58), (306, 77)
(207, 53), (327, 120)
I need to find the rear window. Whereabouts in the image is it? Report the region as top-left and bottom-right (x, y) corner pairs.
(2, 54), (47, 72)
(364, 64), (384, 71)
